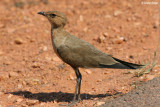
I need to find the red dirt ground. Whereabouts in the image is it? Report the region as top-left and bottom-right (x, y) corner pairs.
(0, 0), (159, 107)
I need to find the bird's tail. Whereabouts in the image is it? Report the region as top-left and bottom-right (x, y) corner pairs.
(112, 57), (144, 69)
(99, 57), (144, 69)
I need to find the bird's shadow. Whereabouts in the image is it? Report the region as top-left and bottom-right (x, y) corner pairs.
(8, 91), (122, 103)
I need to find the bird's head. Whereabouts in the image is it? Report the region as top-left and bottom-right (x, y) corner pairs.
(38, 11), (67, 28)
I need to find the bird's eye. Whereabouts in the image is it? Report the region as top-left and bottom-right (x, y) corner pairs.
(50, 14), (56, 18)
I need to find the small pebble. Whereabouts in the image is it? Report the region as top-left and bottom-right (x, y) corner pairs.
(32, 62), (40, 68)
(14, 38), (24, 45)
(102, 32), (108, 37)
(26, 99), (38, 106)
(97, 35), (106, 43)
(85, 69), (92, 74)
(96, 101), (105, 106)
(79, 15), (83, 22)
(17, 84), (22, 89)
(113, 10), (122, 16)
(8, 94), (13, 99)
(69, 75), (75, 80)
(16, 98), (23, 103)
(97, 79), (102, 82)
(9, 72), (19, 77)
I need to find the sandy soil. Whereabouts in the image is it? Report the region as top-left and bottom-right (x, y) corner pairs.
(0, 0), (159, 107)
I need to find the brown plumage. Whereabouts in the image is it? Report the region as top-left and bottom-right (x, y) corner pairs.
(38, 11), (143, 105)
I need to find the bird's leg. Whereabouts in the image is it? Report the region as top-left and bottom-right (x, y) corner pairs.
(73, 72), (78, 101)
(70, 68), (82, 105)
(77, 69), (82, 101)
(59, 68), (82, 107)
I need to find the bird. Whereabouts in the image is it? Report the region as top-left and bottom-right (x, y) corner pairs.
(38, 11), (143, 105)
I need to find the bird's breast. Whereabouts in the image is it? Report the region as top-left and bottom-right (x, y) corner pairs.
(51, 36), (67, 60)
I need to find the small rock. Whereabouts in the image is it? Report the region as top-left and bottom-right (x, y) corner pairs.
(83, 27), (88, 32)
(104, 72), (108, 75)
(79, 15), (83, 22)
(154, 69), (157, 72)
(32, 79), (40, 82)
(139, 76), (145, 81)
(106, 47), (112, 50)
(4, 60), (12, 65)
(16, 98), (23, 103)
(8, 94), (13, 99)
(69, 75), (75, 80)
(134, 22), (141, 26)
(97, 79), (102, 82)
(113, 10), (122, 16)
(102, 32), (108, 37)
(85, 69), (92, 74)
(53, 100), (58, 104)
(14, 38), (24, 45)
(22, 81), (27, 85)
(21, 104), (28, 107)
(97, 35), (106, 43)
(96, 101), (105, 106)
(42, 46), (48, 51)
(127, 17), (132, 21)
(114, 36), (126, 44)
(27, 79), (40, 85)
(17, 84), (22, 89)
(129, 55), (134, 59)
(40, 102), (45, 106)
(32, 62), (40, 68)
(26, 99), (38, 106)
(9, 72), (19, 77)
(119, 36), (126, 41)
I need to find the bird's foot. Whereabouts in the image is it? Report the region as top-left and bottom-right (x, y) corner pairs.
(59, 99), (81, 107)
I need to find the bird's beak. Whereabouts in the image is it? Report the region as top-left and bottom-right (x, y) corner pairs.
(37, 11), (46, 16)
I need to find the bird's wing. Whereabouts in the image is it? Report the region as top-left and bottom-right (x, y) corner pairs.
(56, 35), (117, 68)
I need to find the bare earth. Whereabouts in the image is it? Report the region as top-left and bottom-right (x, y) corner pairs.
(0, 0), (159, 107)
(100, 76), (160, 107)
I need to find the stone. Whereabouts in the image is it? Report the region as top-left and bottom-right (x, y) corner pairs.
(9, 72), (19, 77)
(113, 10), (122, 16)
(14, 38), (24, 45)
(16, 98), (23, 103)
(84, 69), (92, 74)
(97, 35), (106, 43)
(96, 101), (105, 106)
(26, 99), (38, 106)
(102, 32), (108, 37)
(69, 75), (75, 80)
